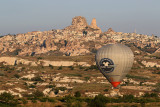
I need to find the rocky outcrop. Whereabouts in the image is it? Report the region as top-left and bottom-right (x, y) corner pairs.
(90, 18), (102, 34)
(141, 60), (160, 67)
(154, 48), (160, 53)
(105, 28), (115, 34)
(64, 16), (102, 34)
(0, 57), (90, 67)
(64, 16), (88, 31)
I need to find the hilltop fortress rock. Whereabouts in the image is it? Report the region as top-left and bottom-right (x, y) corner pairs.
(72, 16), (88, 30)
(64, 16), (88, 31)
(64, 16), (102, 34)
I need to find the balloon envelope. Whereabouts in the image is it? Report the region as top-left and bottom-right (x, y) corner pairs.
(95, 43), (134, 88)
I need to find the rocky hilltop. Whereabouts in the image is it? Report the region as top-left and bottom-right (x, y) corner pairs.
(0, 16), (160, 56)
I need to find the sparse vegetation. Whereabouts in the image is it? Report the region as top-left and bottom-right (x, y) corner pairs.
(0, 92), (18, 106)
(126, 74), (150, 80)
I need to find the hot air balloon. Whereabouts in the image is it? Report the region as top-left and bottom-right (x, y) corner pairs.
(95, 43), (134, 88)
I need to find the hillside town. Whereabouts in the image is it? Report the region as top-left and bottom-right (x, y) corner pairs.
(0, 16), (160, 57)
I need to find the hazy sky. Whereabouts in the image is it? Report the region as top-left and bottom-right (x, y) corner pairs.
(0, 0), (160, 36)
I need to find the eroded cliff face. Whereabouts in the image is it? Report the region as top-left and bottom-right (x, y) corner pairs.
(0, 57), (90, 67)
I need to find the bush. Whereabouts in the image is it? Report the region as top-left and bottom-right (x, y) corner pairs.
(122, 94), (134, 103)
(84, 77), (90, 81)
(79, 66), (84, 69)
(39, 97), (48, 102)
(0, 92), (14, 102)
(58, 66), (63, 70)
(143, 93), (158, 98)
(0, 92), (18, 106)
(32, 90), (44, 98)
(21, 98), (28, 104)
(14, 74), (20, 78)
(68, 66), (74, 70)
(74, 91), (81, 97)
(31, 76), (43, 82)
(49, 64), (54, 69)
(72, 101), (82, 107)
(104, 89), (109, 92)
(54, 89), (59, 95)
(21, 78), (28, 80)
(37, 57), (43, 60)
(58, 87), (67, 91)
(88, 94), (107, 107)
(89, 65), (98, 70)
(47, 97), (55, 102)
(28, 84), (36, 88)
(46, 85), (55, 88)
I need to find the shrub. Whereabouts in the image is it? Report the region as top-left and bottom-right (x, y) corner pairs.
(89, 65), (98, 70)
(0, 92), (18, 106)
(58, 87), (67, 91)
(31, 99), (37, 103)
(21, 78), (28, 80)
(39, 97), (48, 102)
(68, 66), (74, 70)
(54, 89), (59, 95)
(72, 101), (82, 107)
(74, 91), (81, 97)
(28, 84), (36, 88)
(21, 98), (28, 104)
(79, 66), (84, 69)
(88, 94), (107, 107)
(143, 93), (158, 98)
(47, 97), (55, 102)
(32, 90), (44, 98)
(46, 85), (55, 88)
(49, 64), (54, 69)
(122, 94), (134, 103)
(58, 66), (63, 70)
(31, 76), (43, 81)
(14, 74), (20, 78)
(104, 89), (109, 92)
(0, 92), (14, 103)
(37, 57), (43, 60)
(84, 77), (90, 81)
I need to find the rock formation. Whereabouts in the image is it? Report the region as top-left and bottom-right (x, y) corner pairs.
(64, 16), (88, 31)
(106, 28), (115, 34)
(64, 16), (102, 34)
(90, 18), (97, 29)
(89, 18), (102, 34)
(72, 16), (88, 29)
